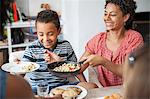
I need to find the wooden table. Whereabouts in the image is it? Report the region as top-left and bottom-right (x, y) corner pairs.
(85, 86), (122, 99)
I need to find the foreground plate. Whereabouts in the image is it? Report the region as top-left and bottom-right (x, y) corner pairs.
(1, 62), (40, 74)
(50, 85), (87, 99)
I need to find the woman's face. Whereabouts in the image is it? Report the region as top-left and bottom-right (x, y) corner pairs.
(36, 22), (60, 49)
(104, 3), (128, 31)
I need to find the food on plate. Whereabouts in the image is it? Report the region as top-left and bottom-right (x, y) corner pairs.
(51, 86), (82, 99)
(67, 87), (82, 95)
(22, 63), (36, 72)
(51, 88), (65, 95)
(53, 63), (80, 72)
(104, 93), (122, 99)
(62, 89), (79, 99)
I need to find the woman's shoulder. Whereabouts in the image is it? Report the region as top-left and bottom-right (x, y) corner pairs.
(124, 29), (144, 49)
(91, 32), (106, 41)
(95, 32), (106, 37)
(126, 29), (143, 38)
(86, 32), (106, 47)
(125, 29), (143, 43)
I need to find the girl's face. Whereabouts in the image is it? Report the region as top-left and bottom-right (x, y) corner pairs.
(36, 22), (60, 49)
(104, 3), (129, 31)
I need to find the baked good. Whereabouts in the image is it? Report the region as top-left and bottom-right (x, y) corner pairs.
(51, 88), (65, 95)
(62, 89), (79, 99)
(104, 93), (122, 99)
(51, 86), (82, 99)
(67, 87), (82, 95)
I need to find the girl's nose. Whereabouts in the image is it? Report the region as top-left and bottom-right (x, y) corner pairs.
(43, 35), (49, 41)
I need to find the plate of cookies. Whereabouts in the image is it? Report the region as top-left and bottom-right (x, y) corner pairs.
(50, 85), (87, 99)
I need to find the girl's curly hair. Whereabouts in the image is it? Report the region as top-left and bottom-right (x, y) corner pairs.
(105, 0), (137, 29)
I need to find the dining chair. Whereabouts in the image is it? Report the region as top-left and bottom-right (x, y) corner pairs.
(9, 50), (25, 63)
(88, 66), (103, 88)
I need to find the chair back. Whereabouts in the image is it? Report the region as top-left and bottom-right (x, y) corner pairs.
(9, 51), (25, 62)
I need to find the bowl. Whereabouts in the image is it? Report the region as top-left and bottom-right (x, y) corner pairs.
(47, 61), (81, 77)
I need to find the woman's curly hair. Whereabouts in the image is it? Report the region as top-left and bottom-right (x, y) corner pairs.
(105, 0), (137, 29)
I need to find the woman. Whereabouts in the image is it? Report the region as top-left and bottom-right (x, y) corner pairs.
(77, 0), (143, 88)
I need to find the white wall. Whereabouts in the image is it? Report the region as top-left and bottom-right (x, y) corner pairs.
(61, 0), (105, 81)
(78, 0), (105, 58)
(61, 0), (79, 59)
(61, 0), (105, 59)
(16, 0), (29, 16)
(136, 0), (150, 12)
(16, 0), (62, 16)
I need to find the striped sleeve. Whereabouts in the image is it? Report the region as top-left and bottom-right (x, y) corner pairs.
(66, 42), (77, 62)
(22, 45), (36, 62)
(57, 40), (77, 62)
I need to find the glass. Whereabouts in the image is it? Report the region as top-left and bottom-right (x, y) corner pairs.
(37, 81), (49, 97)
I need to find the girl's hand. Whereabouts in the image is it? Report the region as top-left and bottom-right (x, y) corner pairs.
(14, 58), (21, 64)
(44, 50), (62, 63)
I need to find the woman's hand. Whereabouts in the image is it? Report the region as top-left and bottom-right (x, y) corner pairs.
(44, 50), (63, 63)
(83, 54), (105, 67)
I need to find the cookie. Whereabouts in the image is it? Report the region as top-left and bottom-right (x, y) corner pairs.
(67, 87), (82, 95)
(62, 89), (78, 99)
(51, 88), (65, 95)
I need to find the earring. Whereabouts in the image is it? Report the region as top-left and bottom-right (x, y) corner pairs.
(124, 22), (126, 26)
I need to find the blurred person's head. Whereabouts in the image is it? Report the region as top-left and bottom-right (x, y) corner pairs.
(123, 43), (149, 99)
(104, 0), (137, 31)
(35, 10), (61, 49)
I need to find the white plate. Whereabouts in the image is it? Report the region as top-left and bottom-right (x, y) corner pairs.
(1, 62), (40, 74)
(49, 85), (87, 99)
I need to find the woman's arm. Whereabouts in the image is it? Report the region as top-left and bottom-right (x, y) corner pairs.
(77, 50), (123, 81)
(83, 54), (123, 77)
(102, 57), (123, 77)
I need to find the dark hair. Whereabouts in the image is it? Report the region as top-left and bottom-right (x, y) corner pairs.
(105, 0), (137, 29)
(36, 10), (60, 30)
